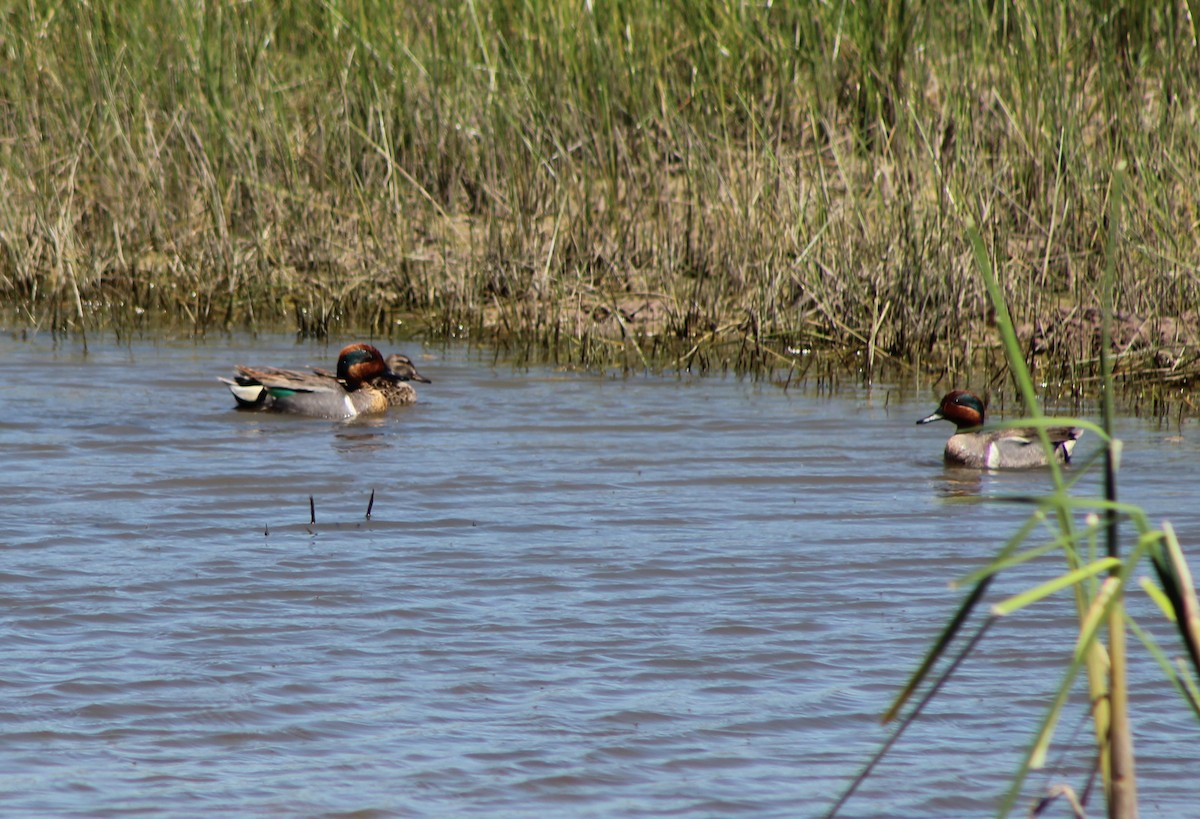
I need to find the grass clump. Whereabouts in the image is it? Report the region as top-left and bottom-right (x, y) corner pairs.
(2, 1), (1200, 389)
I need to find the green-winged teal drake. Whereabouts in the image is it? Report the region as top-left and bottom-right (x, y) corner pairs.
(221, 343), (431, 419)
(916, 390), (1082, 469)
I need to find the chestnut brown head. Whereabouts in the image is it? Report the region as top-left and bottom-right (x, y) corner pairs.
(916, 390), (986, 430)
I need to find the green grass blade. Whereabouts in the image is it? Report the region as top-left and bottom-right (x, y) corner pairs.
(828, 617), (997, 818)
(1140, 575), (1177, 621)
(997, 632), (1092, 815)
(881, 578), (992, 724)
(954, 518), (1104, 590)
(990, 559), (1121, 617)
(1150, 522), (1200, 680)
(1129, 616), (1200, 720)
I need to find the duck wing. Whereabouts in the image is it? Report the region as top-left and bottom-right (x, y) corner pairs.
(233, 365), (341, 393)
(221, 365), (346, 410)
(991, 426), (1083, 467)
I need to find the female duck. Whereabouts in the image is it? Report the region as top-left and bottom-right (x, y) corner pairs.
(916, 390), (1081, 469)
(221, 343), (431, 419)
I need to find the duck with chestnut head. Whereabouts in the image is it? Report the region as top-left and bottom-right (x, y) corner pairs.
(221, 343), (431, 419)
(917, 390), (1081, 469)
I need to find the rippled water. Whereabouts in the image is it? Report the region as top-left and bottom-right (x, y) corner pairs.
(1, 332), (1198, 816)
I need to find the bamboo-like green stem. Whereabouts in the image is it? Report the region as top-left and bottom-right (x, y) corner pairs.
(967, 202), (1134, 813)
(1103, 163), (1136, 817)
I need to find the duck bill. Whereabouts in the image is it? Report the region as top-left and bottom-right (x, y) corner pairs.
(915, 410), (945, 425)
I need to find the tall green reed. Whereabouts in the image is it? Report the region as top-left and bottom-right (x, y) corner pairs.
(827, 162), (1200, 817)
(2, 1), (1199, 387)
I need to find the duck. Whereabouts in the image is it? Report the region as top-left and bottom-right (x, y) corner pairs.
(221, 343), (431, 419)
(916, 389), (1082, 469)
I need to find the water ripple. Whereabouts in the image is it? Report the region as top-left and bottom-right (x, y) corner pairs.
(0, 336), (1196, 815)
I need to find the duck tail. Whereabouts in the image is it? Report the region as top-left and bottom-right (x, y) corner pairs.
(219, 377), (268, 408)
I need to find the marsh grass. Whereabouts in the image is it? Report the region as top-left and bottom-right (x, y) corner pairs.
(2, 2), (1200, 392)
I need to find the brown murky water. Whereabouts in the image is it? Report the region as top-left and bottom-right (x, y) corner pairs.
(1, 333), (1198, 816)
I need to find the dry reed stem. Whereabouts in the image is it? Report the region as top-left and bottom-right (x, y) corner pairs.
(0, 2), (1197, 400)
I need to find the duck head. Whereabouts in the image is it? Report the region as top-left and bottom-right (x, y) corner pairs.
(336, 344), (390, 388)
(383, 354), (432, 384)
(334, 344), (433, 389)
(916, 390), (986, 430)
